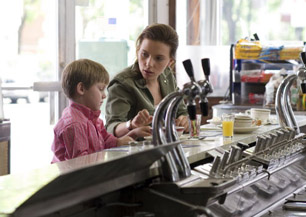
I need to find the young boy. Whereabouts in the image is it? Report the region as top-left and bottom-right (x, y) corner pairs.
(51, 59), (133, 163)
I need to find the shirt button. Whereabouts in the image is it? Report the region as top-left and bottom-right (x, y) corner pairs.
(164, 80), (167, 83)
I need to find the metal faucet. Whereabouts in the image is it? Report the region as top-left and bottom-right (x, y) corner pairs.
(275, 52), (306, 134)
(152, 58), (213, 182)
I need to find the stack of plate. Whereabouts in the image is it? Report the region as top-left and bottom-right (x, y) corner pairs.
(234, 114), (260, 133)
(234, 114), (253, 127)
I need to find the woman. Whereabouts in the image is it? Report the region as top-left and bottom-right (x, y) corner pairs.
(105, 23), (188, 139)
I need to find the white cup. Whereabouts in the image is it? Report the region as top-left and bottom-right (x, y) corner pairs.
(246, 108), (271, 124)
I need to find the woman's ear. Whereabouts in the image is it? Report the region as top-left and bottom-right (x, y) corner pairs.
(76, 82), (85, 95)
(168, 58), (175, 69)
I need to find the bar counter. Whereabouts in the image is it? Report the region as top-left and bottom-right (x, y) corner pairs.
(1, 115), (306, 216)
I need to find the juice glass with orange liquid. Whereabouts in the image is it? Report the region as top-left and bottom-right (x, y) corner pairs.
(222, 114), (234, 140)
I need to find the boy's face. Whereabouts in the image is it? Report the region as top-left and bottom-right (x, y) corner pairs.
(83, 82), (107, 111)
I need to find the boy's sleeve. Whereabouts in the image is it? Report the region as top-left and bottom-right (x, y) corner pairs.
(61, 123), (90, 159)
(100, 120), (118, 149)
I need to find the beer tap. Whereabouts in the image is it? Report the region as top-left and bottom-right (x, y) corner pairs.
(198, 58), (213, 116)
(298, 52), (306, 93)
(275, 52), (306, 134)
(182, 59), (213, 119)
(151, 58), (213, 182)
(182, 59), (203, 120)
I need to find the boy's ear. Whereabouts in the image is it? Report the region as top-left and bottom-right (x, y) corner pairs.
(76, 82), (85, 95)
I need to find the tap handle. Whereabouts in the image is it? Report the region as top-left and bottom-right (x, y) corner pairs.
(183, 59), (195, 82)
(201, 58), (211, 78)
(301, 52), (306, 66)
(200, 101), (209, 116)
(237, 142), (249, 152)
(187, 104), (197, 120)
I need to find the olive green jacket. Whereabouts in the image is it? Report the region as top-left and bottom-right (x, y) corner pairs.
(105, 62), (187, 134)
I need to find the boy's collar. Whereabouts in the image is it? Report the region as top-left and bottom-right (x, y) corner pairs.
(70, 101), (101, 120)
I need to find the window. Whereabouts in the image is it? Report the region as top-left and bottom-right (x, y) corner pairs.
(175, 0), (306, 98)
(222, 0), (306, 44)
(1, 0), (57, 173)
(74, 0), (148, 121)
(75, 0), (148, 79)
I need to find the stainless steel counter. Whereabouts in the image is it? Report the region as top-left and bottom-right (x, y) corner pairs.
(1, 115), (306, 217)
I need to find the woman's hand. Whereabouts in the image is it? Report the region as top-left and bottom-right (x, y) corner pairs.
(175, 115), (189, 132)
(131, 109), (153, 128)
(128, 126), (152, 140)
(117, 135), (134, 146)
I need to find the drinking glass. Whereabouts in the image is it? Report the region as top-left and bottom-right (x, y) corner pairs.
(189, 114), (202, 138)
(222, 114), (234, 140)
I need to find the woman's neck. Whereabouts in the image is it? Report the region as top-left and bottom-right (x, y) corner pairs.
(146, 79), (162, 105)
(146, 78), (158, 87)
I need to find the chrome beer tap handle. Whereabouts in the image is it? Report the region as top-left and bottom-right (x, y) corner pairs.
(151, 58), (213, 182)
(152, 94), (180, 182)
(182, 59), (202, 120)
(275, 52), (306, 134)
(198, 58), (213, 116)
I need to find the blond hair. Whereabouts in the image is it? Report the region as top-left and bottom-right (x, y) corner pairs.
(61, 59), (109, 99)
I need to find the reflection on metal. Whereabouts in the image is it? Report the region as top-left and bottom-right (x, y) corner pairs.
(2, 125), (306, 216)
(9, 142), (180, 217)
(152, 58), (213, 182)
(275, 74), (300, 133)
(275, 52), (306, 134)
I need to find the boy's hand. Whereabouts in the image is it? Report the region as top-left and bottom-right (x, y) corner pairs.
(175, 115), (189, 132)
(117, 136), (134, 147)
(128, 126), (152, 140)
(131, 109), (153, 128)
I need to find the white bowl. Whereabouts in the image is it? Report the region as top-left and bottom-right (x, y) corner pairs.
(234, 117), (253, 127)
(234, 113), (253, 127)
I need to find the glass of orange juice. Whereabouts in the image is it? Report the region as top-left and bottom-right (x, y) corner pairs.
(222, 114), (234, 140)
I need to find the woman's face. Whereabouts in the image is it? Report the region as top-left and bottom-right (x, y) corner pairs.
(137, 38), (174, 82)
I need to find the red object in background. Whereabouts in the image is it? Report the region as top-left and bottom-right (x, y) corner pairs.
(241, 72), (273, 83)
(249, 93), (264, 105)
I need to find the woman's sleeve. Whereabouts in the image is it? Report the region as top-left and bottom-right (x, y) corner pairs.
(105, 82), (134, 134)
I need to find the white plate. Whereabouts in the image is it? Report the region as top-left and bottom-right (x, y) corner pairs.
(144, 134), (189, 141)
(234, 126), (260, 133)
(207, 119), (222, 125)
(200, 124), (222, 131)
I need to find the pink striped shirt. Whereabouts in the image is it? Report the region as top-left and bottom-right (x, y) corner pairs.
(51, 101), (118, 163)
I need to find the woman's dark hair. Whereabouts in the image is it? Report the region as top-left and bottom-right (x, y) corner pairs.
(136, 23), (178, 59)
